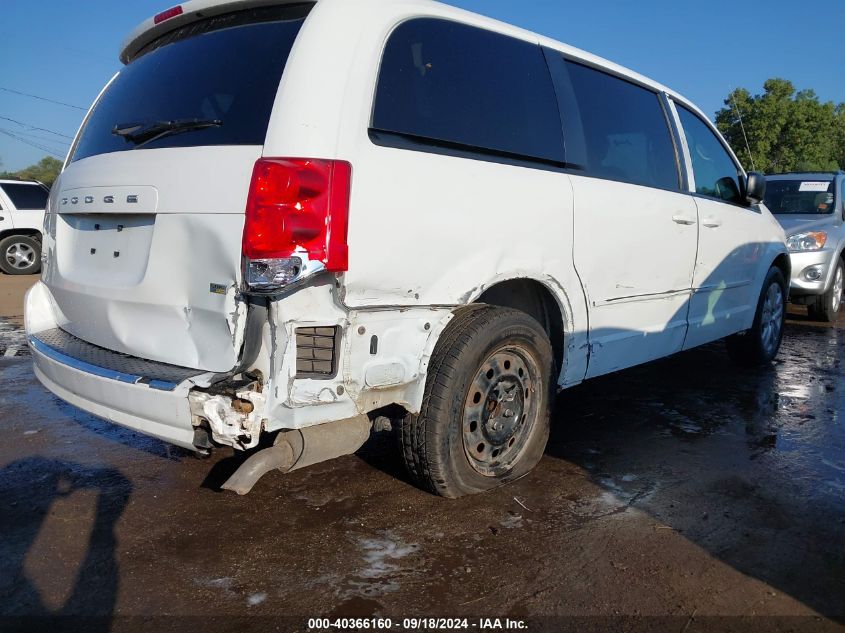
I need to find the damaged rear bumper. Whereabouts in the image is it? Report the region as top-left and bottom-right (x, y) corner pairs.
(26, 282), (210, 450)
(30, 335), (200, 450)
(26, 282), (284, 452)
(25, 280), (455, 456)
(29, 328), (268, 451)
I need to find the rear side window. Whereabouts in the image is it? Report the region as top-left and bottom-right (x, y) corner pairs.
(70, 5), (311, 163)
(675, 105), (743, 204)
(0, 183), (49, 210)
(372, 18), (565, 163)
(564, 61), (679, 190)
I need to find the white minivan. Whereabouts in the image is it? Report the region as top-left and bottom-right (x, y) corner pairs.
(26, 0), (789, 497)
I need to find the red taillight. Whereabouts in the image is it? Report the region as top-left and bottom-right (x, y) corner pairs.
(242, 158), (352, 271)
(154, 5), (183, 24)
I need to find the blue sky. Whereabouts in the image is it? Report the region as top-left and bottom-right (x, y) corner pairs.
(0, 0), (841, 171)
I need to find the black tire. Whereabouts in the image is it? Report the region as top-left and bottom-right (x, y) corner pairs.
(0, 234), (41, 275)
(400, 305), (554, 498)
(726, 266), (787, 366)
(807, 260), (843, 323)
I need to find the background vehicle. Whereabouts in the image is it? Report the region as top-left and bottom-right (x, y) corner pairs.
(764, 172), (845, 322)
(0, 179), (47, 275)
(26, 0), (789, 498)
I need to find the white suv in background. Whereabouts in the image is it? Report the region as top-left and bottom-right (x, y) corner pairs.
(0, 179), (47, 275)
(26, 0), (789, 498)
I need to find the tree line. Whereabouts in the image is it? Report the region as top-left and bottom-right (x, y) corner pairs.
(716, 78), (845, 174)
(0, 156), (63, 187)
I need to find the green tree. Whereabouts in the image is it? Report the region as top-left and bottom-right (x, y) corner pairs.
(836, 103), (845, 169)
(716, 79), (845, 174)
(14, 156), (63, 186)
(0, 156), (63, 187)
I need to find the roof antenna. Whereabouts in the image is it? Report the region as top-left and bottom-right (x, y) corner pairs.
(729, 87), (756, 172)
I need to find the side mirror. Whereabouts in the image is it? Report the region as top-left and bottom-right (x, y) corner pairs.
(745, 172), (766, 205)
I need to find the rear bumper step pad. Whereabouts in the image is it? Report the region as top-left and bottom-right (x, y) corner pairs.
(29, 327), (206, 391)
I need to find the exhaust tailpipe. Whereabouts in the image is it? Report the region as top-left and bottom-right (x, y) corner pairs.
(220, 414), (371, 495)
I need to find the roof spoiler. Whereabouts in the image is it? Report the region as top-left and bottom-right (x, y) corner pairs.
(120, 0), (313, 63)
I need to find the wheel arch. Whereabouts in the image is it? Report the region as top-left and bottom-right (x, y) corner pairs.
(771, 251), (791, 282)
(471, 276), (568, 374)
(402, 274), (584, 419)
(0, 228), (42, 242)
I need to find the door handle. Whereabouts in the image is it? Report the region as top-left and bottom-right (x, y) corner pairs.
(672, 215), (697, 225)
(702, 217), (723, 228)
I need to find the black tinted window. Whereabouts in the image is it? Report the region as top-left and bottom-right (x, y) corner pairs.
(373, 19), (564, 163)
(764, 178), (835, 214)
(1, 183), (49, 210)
(564, 61), (679, 190)
(71, 5), (309, 162)
(676, 105), (742, 203)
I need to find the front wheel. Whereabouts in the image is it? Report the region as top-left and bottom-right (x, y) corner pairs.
(399, 306), (554, 498)
(726, 266), (787, 366)
(808, 260), (843, 323)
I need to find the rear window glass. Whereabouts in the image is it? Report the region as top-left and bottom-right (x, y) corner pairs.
(564, 61), (679, 191)
(70, 5), (311, 163)
(1, 183), (49, 210)
(372, 18), (565, 163)
(764, 178), (836, 214)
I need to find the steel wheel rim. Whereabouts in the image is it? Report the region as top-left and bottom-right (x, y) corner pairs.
(462, 345), (540, 477)
(832, 266), (843, 312)
(760, 282), (784, 354)
(5, 242), (35, 270)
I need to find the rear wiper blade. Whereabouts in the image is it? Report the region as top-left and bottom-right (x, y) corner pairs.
(111, 118), (222, 147)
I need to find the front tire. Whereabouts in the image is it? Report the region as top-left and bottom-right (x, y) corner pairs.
(400, 306), (554, 498)
(0, 234), (41, 275)
(726, 266), (787, 366)
(808, 260), (843, 323)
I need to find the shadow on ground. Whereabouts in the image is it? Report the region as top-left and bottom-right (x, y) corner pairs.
(0, 457), (131, 632)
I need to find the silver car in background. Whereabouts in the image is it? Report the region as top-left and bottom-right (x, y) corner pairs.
(765, 172), (845, 322)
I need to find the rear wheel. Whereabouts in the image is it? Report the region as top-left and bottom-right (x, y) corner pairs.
(726, 266), (786, 366)
(808, 260), (843, 323)
(400, 306), (554, 498)
(0, 235), (41, 275)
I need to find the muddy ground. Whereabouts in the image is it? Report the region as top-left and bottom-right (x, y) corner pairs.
(0, 275), (32, 322)
(0, 275), (843, 632)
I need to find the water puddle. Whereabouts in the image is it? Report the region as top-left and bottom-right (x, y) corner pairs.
(0, 318), (28, 358)
(339, 531), (420, 600)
